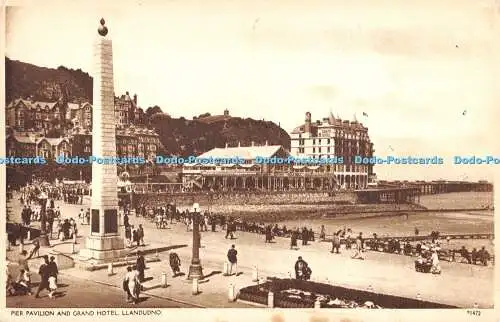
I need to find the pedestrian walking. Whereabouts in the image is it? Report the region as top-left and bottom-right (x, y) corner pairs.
(123, 266), (139, 304)
(331, 232), (341, 254)
(290, 229), (298, 250)
(34, 255), (50, 298)
(136, 252), (146, 282)
(227, 244), (238, 276)
(225, 221), (234, 239)
(169, 252), (181, 277)
(18, 250), (30, 271)
(319, 225), (326, 241)
(137, 224), (145, 246)
(125, 225), (132, 247)
(47, 256), (58, 298)
(351, 234), (365, 260)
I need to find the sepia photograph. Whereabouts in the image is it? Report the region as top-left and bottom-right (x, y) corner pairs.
(2, 0), (499, 321)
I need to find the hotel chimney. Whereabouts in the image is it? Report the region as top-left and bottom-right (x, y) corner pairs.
(304, 112), (312, 133)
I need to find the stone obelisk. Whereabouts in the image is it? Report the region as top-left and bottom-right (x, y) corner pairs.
(79, 19), (127, 262)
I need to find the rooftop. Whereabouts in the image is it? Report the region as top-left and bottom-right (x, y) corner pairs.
(198, 145), (286, 160)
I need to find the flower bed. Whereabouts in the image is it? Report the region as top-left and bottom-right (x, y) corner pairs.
(238, 278), (458, 309)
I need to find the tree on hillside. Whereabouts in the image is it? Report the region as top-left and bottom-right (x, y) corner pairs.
(145, 105), (163, 118)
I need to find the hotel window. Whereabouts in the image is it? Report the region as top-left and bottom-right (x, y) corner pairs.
(313, 148), (315, 153)
(313, 139), (315, 144)
(299, 148), (304, 153)
(327, 147), (330, 153)
(318, 147), (322, 153)
(318, 139), (321, 144)
(327, 138), (330, 144)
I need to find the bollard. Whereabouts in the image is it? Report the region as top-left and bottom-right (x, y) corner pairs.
(314, 299), (321, 309)
(27, 230), (31, 241)
(6, 235), (10, 251)
(73, 233), (77, 244)
(416, 293), (421, 300)
(108, 263), (114, 276)
(125, 256), (128, 264)
(252, 265), (259, 282)
(267, 291), (274, 308)
(71, 242), (75, 254)
(161, 272), (167, 288)
(192, 278), (199, 295)
(228, 283), (235, 302)
(19, 243), (24, 253)
(473, 303), (479, 308)
(223, 262), (229, 276)
(155, 250), (159, 258)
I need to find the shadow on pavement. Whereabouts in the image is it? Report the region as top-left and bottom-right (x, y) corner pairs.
(204, 270), (222, 278)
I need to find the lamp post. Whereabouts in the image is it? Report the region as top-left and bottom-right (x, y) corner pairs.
(188, 203), (204, 280)
(38, 192), (50, 247)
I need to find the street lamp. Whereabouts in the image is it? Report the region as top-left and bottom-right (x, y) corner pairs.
(187, 202), (204, 280)
(38, 192), (50, 247)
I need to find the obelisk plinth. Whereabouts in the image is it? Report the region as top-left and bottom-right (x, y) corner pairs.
(78, 19), (127, 262)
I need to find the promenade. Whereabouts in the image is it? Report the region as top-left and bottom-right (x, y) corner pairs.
(6, 194), (494, 308)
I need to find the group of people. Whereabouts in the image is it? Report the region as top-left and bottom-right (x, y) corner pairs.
(123, 213), (146, 248)
(6, 254), (59, 299)
(122, 252), (147, 304)
(457, 246), (491, 266)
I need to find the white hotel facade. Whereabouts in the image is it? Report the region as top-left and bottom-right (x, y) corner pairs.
(290, 112), (376, 189)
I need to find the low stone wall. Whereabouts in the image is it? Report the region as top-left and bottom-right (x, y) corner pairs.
(132, 191), (356, 208)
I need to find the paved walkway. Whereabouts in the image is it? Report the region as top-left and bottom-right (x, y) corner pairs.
(7, 194), (494, 308)
(6, 265), (191, 308)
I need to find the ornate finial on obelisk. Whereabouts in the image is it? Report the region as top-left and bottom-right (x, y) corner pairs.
(98, 18), (108, 37)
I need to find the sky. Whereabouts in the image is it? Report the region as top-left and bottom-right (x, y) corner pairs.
(4, 0), (500, 181)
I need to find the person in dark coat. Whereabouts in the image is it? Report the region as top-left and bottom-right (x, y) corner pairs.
(125, 225), (132, 247)
(47, 256), (59, 284)
(34, 255), (50, 298)
(47, 256), (59, 298)
(294, 256), (311, 280)
(132, 229), (139, 247)
(211, 217), (216, 232)
(136, 252), (146, 282)
(265, 226), (273, 243)
(169, 252), (181, 277)
(301, 227), (308, 245)
(29, 238), (40, 259)
(225, 220), (234, 239)
(123, 213), (129, 228)
(309, 228), (315, 242)
(227, 245), (238, 275)
(46, 208), (54, 238)
(331, 232), (341, 254)
(290, 230), (298, 249)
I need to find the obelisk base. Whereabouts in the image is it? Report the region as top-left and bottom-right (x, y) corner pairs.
(78, 235), (128, 263)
